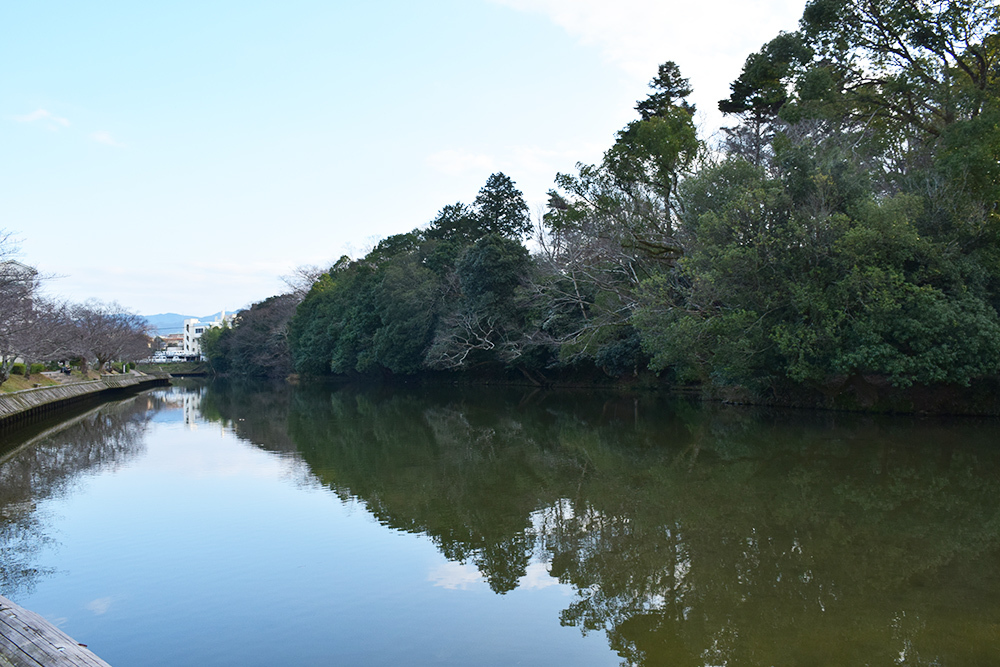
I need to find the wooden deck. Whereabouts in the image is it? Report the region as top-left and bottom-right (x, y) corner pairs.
(0, 595), (111, 667)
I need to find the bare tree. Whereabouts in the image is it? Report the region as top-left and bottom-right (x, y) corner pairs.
(527, 204), (648, 363)
(10, 299), (77, 380)
(72, 300), (152, 372)
(0, 232), (43, 384)
(280, 264), (327, 303)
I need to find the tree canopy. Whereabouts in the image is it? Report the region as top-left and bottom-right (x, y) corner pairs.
(221, 1), (1000, 410)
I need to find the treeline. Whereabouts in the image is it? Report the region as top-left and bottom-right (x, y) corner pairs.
(0, 239), (151, 385)
(208, 0), (1000, 405)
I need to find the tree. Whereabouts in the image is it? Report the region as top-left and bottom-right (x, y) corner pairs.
(718, 32), (813, 166)
(605, 63), (700, 236)
(72, 301), (151, 372)
(799, 0), (1000, 136)
(200, 322), (232, 374)
(471, 173), (532, 240)
(10, 299), (77, 380)
(207, 294), (298, 377)
(424, 202), (479, 244)
(426, 235), (532, 370)
(424, 174), (531, 244)
(635, 61), (695, 120)
(0, 233), (42, 384)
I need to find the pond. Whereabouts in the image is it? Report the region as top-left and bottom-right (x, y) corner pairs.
(1, 381), (998, 666)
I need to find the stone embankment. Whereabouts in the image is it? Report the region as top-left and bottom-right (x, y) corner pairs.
(0, 374), (169, 431)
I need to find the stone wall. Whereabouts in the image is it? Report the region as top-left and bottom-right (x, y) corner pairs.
(0, 375), (169, 429)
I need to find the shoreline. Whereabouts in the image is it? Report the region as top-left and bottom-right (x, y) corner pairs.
(0, 375), (170, 432)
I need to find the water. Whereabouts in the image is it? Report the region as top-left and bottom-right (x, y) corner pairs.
(1, 381), (998, 666)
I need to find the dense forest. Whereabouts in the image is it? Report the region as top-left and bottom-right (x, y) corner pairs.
(205, 0), (1000, 410)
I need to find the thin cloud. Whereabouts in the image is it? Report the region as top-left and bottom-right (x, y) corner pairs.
(91, 130), (125, 147)
(11, 108), (70, 129)
(86, 597), (113, 615)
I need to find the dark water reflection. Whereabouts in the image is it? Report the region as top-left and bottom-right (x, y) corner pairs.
(198, 381), (1000, 666)
(3, 381), (1000, 665)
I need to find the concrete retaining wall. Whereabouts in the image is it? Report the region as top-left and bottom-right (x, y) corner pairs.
(0, 375), (169, 430)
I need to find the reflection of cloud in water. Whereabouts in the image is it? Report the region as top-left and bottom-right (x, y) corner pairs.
(428, 562), (483, 590)
(142, 430), (314, 485)
(429, 561), (560, 592)
(86, 597), (113, 615)
(519, 562), (560, 591)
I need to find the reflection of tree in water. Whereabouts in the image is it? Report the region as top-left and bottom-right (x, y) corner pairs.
(539, 413), (1000, 666)
(0, 393), (161, 596)
(206, 382), (1000, 665)
(199, 379), (297, 454)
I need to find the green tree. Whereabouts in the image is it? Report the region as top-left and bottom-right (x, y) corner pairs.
(471, 172), (532, 240)
(604, 62), (699, 236)
(718, 32), (813, 166)
(426, 234), (532, 369)
(423, 203), (478, 244)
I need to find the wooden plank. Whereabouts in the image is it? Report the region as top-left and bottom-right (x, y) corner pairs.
(0, 596), (111, 667)
(0, 614), (48, 667)
(0, 602), (108, 667)
(0, 628), (44, 667)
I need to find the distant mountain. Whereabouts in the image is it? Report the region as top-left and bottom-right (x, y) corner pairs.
(144, 312), (227, 336)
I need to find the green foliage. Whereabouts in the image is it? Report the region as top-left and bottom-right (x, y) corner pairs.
(472, 173), (532, 240)
(6, 363), (46, 377)
(634, 61), (695, 119)
(604, 63), (700, 235)
(281, 14), (1000, 399)
(290, 241), (444, 376)
(200, 324), (230, 373)
(290, 173), (540, 378)
(424, 203), (478, 243)
(425, 173), (531, 243)
(719, 32), (813, 120)
(636, 152), (1000, 394)
(457, 235), (530, 316)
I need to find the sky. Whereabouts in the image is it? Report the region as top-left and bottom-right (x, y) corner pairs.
(2, 0), (806, 317)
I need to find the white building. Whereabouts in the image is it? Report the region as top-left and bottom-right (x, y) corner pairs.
(183, 312), (230, 359)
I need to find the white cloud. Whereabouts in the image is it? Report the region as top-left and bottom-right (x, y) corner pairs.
(491, 0), (807, 132)
(425, 149), (496, 176)
(91, 130), (124, 147)
(519, 562), (561, 590)
(11, 108), (70, 129)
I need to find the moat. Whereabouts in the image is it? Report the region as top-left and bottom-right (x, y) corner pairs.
(1, 381), (998, 666)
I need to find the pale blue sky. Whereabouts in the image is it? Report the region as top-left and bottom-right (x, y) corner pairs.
(2, 0), (805, 316)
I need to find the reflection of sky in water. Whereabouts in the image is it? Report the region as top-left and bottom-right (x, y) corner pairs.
(10, 394), (616, 667)
(429, 561), (563, 592)
(5, 384), (1000, 667)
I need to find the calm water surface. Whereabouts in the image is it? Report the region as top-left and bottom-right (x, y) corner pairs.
(0, 381), (998, 666)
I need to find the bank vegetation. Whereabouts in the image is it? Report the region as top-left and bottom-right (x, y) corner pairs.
(202, 0), (1000, 410)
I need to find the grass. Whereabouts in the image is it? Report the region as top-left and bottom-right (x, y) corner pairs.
(1, 374), (60, 393)
(0, 369), (102, 393)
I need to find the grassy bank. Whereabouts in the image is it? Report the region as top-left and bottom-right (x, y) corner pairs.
(0, 374), (60, 393)
(0, 369), (102, 394)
